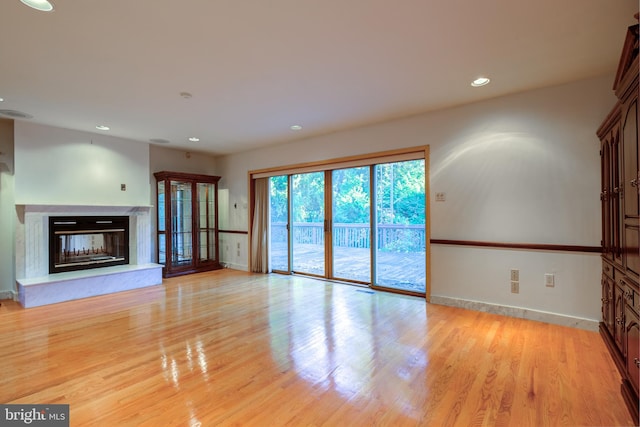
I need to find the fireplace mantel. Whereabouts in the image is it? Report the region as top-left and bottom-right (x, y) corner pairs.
(15, 203), (162, 307)
(17, 204), (154, 214)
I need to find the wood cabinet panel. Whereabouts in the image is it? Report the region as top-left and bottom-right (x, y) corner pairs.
(602, 271), (615, 335)
(623, 100), (640, 278)
(598, 19), (639, 425)
(615, 282), (626, 353)
(623, 101), (638, 220)
(624, 305), (639, 402)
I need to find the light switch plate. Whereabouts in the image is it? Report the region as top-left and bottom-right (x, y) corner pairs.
(545, 273), (555, 287)
(511, 281), (519, 293)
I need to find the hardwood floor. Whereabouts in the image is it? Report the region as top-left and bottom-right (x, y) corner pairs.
(0, 269), (634, 426)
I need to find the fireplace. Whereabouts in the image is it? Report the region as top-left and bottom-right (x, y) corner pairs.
(16, 205), (161, 308)
(49, 216), (129, 274)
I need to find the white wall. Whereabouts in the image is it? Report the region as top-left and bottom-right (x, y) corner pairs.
(0, 119), (15, 295)
(14, 122), (150, 206)
(216, 75), (616, 322)
(149, 145), (217, 177)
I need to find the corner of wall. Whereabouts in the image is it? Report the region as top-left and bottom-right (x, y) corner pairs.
(0, 119), (16, 294)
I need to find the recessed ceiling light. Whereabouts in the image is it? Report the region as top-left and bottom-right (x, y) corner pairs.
(0, 98), (4, 102)
(0, 109), (33, 119)
(290, 125), (302, 131)
(471, 77), (491, 87)
(180, 92), (193, 99)
(95, 125), (110, 131)
(188, 137), (200, 142)
(20, 0), (54, 12)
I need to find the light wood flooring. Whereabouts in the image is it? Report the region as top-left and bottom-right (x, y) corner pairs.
(0, 269), (635, 426)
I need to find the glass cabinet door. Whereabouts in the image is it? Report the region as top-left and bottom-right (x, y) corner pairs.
(157, 181), (166, 265)
(197, 183), (217, 264)
(170, 180), (193, 267)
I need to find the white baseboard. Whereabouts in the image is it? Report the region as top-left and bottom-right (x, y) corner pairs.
(430, 295), (599, 331)
(0, 290), (17, 301)
(221, 262), (249, 272)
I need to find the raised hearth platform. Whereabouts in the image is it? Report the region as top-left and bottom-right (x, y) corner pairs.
(17, 263), (163, 308)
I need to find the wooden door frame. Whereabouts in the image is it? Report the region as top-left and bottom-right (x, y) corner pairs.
(248, 145), (431, 302)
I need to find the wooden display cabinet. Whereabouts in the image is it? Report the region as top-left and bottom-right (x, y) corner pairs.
(154, 171), (222, 278)
(597, 17), (639, 425)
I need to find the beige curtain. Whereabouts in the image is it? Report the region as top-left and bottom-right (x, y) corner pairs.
(251, 178), (269, 273)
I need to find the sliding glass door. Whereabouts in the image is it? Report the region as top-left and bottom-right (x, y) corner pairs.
(374, 160), (426, 293)
(269, 175), (289, 272)
(266, 155), (426, 295)
(291, 172), (325, 276)
(332, 167), (371, 283)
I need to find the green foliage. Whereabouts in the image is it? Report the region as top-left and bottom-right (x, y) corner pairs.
(269, 159), (425, 226)
(269, 175), (288, 222)
(292, 171), (324, 222)
(332, 167), (370, 223)
(376, 159), (425, 225)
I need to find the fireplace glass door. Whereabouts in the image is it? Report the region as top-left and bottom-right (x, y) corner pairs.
(49, 216), (129, 274)
(155, 171), (222, 278)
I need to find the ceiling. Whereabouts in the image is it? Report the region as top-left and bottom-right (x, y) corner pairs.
(0, 1), (637, 156)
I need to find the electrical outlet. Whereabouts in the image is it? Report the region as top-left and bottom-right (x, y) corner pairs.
(511, 281), (519, 293)
(545, 273), (555, 287)
(435, 192), (446, 202)
(510, 269), (519, 281)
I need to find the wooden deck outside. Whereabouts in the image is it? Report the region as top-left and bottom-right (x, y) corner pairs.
(271, 243), (426, 293)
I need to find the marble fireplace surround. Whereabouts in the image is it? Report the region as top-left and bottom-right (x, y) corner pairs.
(15, 204), (163, 308)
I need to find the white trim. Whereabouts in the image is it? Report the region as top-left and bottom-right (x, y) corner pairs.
(17, 204), (153, 213)
(222, 262), (249, 271)
(430, 295), (599, 331)
(0, 290), (16, 301)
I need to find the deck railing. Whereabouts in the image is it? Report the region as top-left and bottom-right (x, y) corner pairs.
(271, 222), (425, 252)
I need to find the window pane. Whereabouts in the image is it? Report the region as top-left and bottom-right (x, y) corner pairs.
(269, 175), (289, 271)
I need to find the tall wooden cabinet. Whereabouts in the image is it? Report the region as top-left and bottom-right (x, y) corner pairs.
(597, 18), (639, 425)
(155, 171), (222, 278)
